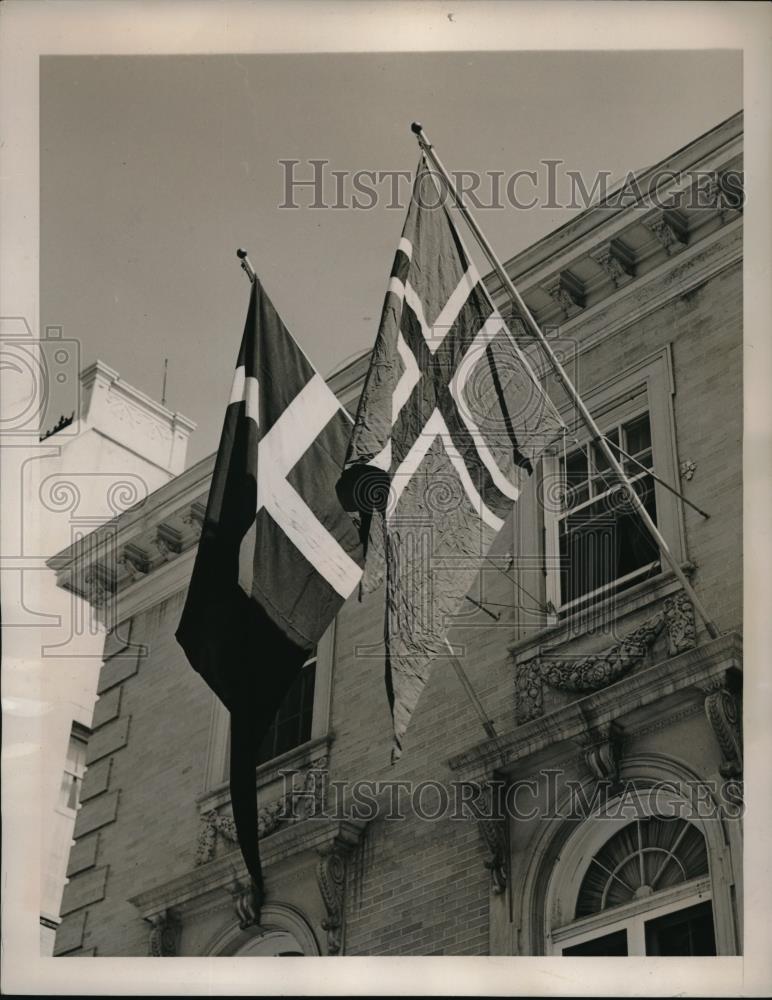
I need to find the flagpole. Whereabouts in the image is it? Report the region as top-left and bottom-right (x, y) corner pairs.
(237, 248), (256, 282)
(410, 122), (720, 641)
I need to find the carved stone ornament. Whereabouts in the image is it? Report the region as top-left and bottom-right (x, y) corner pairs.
(195, 757), (329, 866)
(317, 845), (349, 955)
(515, 613), (666, 724)
(82, 565), (113, 607)
(680, 459), (696, 481)
(119, 543), (150, 581)
(663, 591), (697, 655)
(644, 214), (687, 256)
(147, 908), (180, 956)
(577, 722), (624, 783)
(473, 784), (507, 895)
(590, 244), (634, 288)
(229, 874), (264, 930)
(703, 680), (743, 779)
(546, 279), (583, 317)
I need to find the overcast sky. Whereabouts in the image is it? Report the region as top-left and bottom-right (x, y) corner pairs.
(41, 50), (741, 464)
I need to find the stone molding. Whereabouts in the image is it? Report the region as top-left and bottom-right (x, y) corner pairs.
(194, 750), (331, 866)
(449, 632), (741, 779)
(513, 595), (695, 725)
(129, 816), (368, 953)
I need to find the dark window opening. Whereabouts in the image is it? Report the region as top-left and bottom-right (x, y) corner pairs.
(558, 411), (660, 610)
(255, 654), (317, 766)
(563, 929), (628, 956)
(644, 900), (717, 956)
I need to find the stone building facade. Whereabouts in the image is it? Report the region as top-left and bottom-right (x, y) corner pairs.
(49, 113), (743, 958)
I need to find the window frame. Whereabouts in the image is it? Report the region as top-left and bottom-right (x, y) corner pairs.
(541, 347), (685, 622)
(552, 877), (714, 956)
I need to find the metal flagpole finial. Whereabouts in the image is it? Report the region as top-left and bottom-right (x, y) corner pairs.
(236, 248), (256, 283)
(410, 121), (431, 152)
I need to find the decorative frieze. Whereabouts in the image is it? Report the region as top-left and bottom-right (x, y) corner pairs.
(195, 755), (330, 866)
(147, 908), (181, 956)
(515, 612), (665, 724)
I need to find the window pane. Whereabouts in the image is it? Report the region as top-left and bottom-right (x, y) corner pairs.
(562, 929), (628, 956)
(644, 901), (716, 956)
(624, 413), (652, 457)
(558, 412), (660, 609)
(563, 449), (590, 509)
(256, 660), (317, 765)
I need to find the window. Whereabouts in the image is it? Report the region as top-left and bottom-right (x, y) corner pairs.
(256, 651), (317, 766)
(536, 348), (686, 623)
(553, 816), (716, 957)
(57, 726), (88, 814)
(202, 623), (336, 792)
(558, 410), (660, 611)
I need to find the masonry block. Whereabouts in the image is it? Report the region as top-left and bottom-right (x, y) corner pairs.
(53, 911), (87, 955)
(86, 717), (130, 765)
(59, 867), (108, 916)
(73, 791), (119, 838)
(66, 834), (100, 877)
(92, 686), (122, 730)
(97, 653), (139, 695)
(80, 758), (112, 802)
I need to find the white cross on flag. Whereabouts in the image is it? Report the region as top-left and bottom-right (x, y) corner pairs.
(177, 277), (363, 896)
(338, 158), (564, 761)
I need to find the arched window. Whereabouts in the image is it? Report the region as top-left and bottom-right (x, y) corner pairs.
(551, 815), (715, 956)
(233, 930), (304, 957)
(207, 903), (320, 957)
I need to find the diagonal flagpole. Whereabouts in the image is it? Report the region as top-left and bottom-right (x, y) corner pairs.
(410, 122), (720, 641)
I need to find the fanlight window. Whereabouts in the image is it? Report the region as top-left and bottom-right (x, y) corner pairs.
(575, 815), (709, 918)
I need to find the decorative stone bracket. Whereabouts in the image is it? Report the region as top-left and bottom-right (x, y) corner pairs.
(590, 242), (635, 287)
(644, 212), (689, 256)
(316, 841), (352, 955)
(146, 908), (181, 956)
(576, 720), (625, 783)
(473, 784), (508, 896)
(228, 873), (264, 930)
(700, 674), (743, 779)
(514, 594), (696, 724)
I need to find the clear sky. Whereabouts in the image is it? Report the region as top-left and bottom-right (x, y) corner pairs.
(40, 50), (741, 464)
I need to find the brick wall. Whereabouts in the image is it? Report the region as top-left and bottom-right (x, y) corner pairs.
(55, 590), (212, 956)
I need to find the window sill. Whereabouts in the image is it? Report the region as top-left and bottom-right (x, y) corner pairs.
(509, 560), (696, 661)
(196, 732), (334, 815)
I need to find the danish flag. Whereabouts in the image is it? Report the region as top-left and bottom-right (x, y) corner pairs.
(177, 277), (362, 896)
